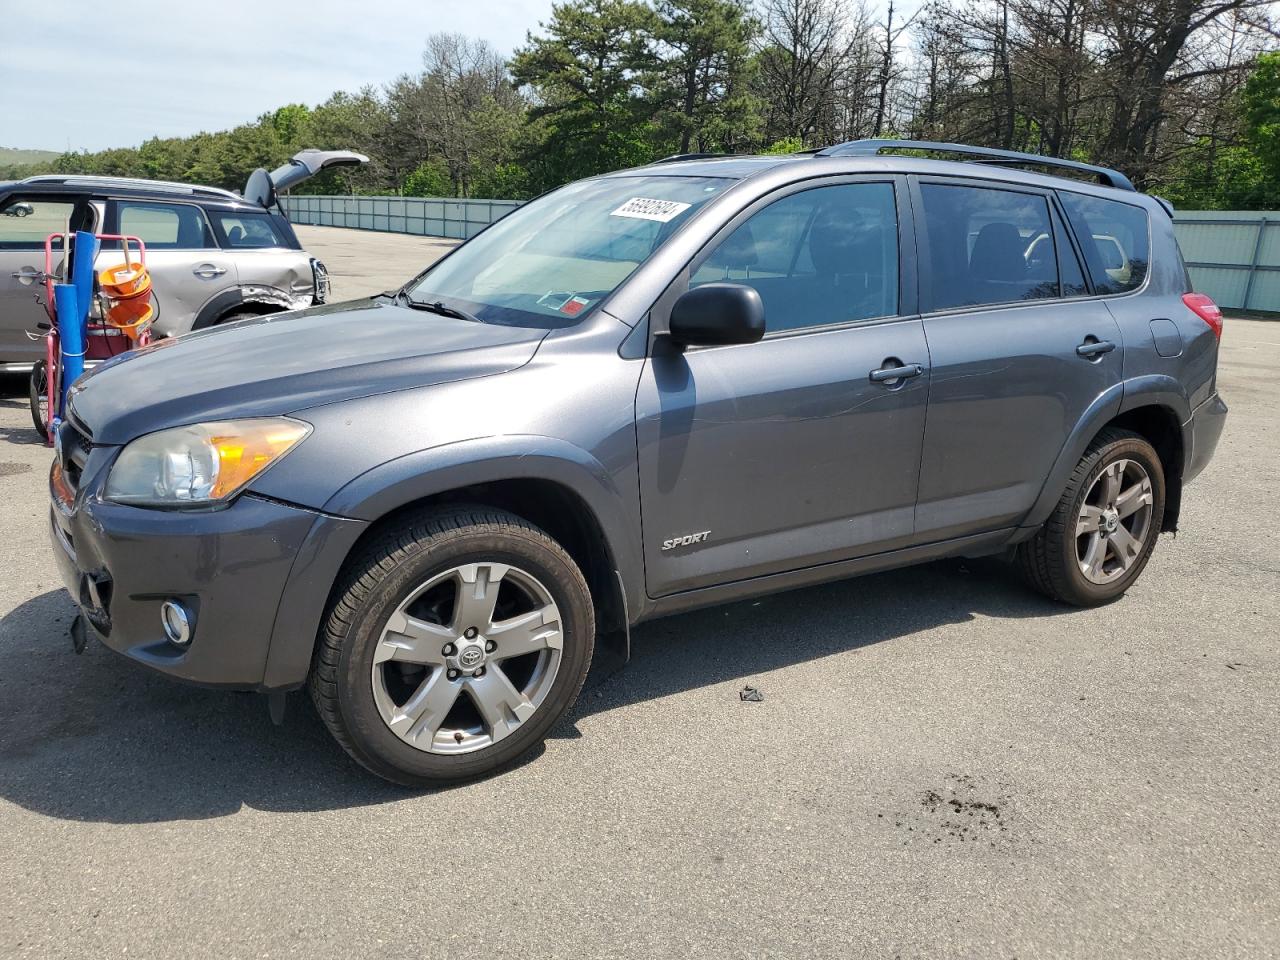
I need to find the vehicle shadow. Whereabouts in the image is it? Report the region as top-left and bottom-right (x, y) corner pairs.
(570, 555), (1071, 723)
(0, 374), (49, 450)
(0, 557), (1073, 824)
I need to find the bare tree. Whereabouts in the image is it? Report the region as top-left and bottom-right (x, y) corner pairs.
(387, 33), (526, 195)
(871, 0), (920, 135)
(755, 0), (863, 144)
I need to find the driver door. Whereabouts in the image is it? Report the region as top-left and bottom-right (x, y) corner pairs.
(635, 178), (931, 597)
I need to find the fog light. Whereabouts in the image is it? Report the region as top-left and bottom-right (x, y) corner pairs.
(161, 599), (192, 647)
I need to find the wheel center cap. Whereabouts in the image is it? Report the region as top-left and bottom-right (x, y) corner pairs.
(457, 643), (485, 669)
(1101, 510), (1119, 534)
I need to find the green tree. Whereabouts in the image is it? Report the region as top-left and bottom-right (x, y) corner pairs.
(512, 0), (660, 183)
(402, 159), (452, 196)
(649, 0), (759, 153)
(1242, 51), (1280, 188)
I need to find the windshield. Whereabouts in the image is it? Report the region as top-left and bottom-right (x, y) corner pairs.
(406, 174), (733, 327)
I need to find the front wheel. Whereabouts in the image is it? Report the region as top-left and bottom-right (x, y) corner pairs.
(310, 506), (595, 787)
(1018, 428), (1165, 606)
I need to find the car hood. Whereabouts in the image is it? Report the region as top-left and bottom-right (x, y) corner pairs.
(69, 297), (547, 445)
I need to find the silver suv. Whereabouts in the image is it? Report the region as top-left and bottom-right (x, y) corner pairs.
(0, 149), (365, 369)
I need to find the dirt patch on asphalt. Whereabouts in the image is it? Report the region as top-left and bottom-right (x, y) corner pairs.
(884, 773), (1014, 848)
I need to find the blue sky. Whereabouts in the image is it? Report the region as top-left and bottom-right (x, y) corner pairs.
(1, 0), (557, 152)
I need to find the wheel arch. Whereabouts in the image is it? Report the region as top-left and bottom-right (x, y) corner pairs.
(190, 287), (293, 330)
(261, 439), (641, 690)
(1021, 379), (1189, 536)
(1105, 403), (1185, 533)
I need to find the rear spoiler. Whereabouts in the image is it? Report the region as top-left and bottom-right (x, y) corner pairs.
(243, 149), (368, 208)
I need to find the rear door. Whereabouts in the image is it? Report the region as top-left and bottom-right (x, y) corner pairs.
(104, 198), (229, 337)
(0, 193), (88, 364)
(910, 176), (1123, 541)
(636, 177), (931, 597)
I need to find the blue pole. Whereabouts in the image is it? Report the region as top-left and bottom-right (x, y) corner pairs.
(71, 230), (99, 326)
(54, 284), (83, 420)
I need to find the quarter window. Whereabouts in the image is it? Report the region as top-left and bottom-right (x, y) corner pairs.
(211, 211), (287, 249)
(115, 201), (214, 249)
(691, 182), (899, 333)
(919, 183), (1059, 310)
(1058, 192), (1150, 295)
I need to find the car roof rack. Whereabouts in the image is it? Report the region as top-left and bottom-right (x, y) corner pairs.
(653, 153), (726, 163)
(19, 174), (243, 201)
(815, 139), (1136, 192)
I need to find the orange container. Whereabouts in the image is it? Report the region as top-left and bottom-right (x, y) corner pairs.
(98, 261), (151, 300)
(104, 296), (154, 341)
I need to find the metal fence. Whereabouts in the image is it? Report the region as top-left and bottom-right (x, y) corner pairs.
(1173, 211), (1280, 312)
(283, 196), (1280, 313)
(281, 195), (522, 240)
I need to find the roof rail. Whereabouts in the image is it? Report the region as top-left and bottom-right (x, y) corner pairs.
(652, 153), (725, 164)
(19, 174), (243, 201)
(815, 139), (1136, 192)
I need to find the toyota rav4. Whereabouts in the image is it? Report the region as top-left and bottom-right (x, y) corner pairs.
(47, 140), (1228, 786)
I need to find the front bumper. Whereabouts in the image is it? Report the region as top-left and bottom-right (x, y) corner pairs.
(48, 443), (365, 690)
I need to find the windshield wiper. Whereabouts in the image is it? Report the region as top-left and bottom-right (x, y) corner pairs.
(401, 293), (481, 324)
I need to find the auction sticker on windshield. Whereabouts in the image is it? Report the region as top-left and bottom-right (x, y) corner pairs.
(611, 197), (692, 222)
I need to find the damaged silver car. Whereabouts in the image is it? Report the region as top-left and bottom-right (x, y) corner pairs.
(0, 149), (366, 369)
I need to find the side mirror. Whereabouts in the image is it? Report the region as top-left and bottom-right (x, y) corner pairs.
(667, 282), (765, 347)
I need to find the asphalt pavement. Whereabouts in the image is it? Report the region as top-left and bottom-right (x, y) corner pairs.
(0, 228), (1276, 959)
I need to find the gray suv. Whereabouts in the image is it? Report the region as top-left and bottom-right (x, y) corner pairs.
(0, 149), (365, 369)
(47, 140), (1228, 786)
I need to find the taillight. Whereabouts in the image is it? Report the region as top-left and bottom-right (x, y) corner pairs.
(1183, 293), (1223, 339)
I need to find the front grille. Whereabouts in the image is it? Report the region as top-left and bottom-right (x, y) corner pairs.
(57, 420), (93, 497)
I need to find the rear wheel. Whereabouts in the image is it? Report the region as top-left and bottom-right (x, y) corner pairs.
(309, 506), (595, 787)
(1018, 428), (1165, 606)
(28, 359), (49, 438)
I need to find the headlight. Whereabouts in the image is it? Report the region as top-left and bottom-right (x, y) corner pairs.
(105, 418), (311, 507)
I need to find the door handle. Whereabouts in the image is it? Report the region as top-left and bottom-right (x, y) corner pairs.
(1076, 338), (1116, 358)
(11, 267), (42, 283)
(192, 263), (227, 279)
(869, 362), (924, 383)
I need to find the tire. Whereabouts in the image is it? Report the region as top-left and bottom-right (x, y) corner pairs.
(214, 310), (260, 326)
(309, 505), (595, 787)
(1018, 428), (1165, 606)
(29, 359), (49, 438)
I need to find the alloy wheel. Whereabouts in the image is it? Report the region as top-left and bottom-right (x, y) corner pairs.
(370, 561), (564, 755)
(1075, 458), (1154, 585)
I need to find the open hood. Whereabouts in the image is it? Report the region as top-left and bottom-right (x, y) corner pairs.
(243, 149), (368, 207)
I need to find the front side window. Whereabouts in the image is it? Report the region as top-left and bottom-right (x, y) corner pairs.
(1058, 192), (1150, 295)
(115, 200), (214, 250)
(212, 211), (287, 249)
(0, 197), (76, 249)
(920, 183), (1059, 310)
(691, 182), (899, 333)
(407, 175), (732, 327)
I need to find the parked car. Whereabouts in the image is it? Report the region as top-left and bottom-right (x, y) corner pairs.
(0, 149), (366, 370)
(48, 140), (1227, 787)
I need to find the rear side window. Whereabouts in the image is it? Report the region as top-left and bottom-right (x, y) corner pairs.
(115, 200), (214, 250)
(0, 197), (76, 249)
(211, 211), (287, 249)
(1058, 193), (1150, 295)
(919, 183), (1059, 310)
(691, 181), (899, 333)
